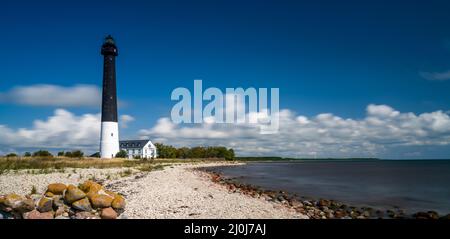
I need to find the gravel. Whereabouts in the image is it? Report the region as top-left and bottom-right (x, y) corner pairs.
(0, 163), (305, 219)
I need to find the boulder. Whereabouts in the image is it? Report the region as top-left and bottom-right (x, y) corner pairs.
(111, 195), (126, 210)
(47, 183), (67, 195)
(44, 191), (54, 197)
(1, 194), (23, 209)
(23, 209), (54, 219)
(1, 194), (34, 213)
(37, 197), (53, 212)
(64, 185), (86, 203)
(79, 180), (102, 193)
(101, 207), (117, 219)
(52, 195), (65, 208)
(90, 194), (113, 208)
(72, 198), (92, 211)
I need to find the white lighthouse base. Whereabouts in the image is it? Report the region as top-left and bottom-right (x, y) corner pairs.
(100, 121), (119, 159)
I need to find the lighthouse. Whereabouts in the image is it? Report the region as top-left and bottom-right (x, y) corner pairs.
(100, 35), (119, 158)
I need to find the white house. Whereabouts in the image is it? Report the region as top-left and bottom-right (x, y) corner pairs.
(119, 140), (157, 159)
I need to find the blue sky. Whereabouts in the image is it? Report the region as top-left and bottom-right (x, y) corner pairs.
(1, 0), (450, 158)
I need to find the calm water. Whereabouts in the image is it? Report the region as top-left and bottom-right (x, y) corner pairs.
(209, 160), (450, 214)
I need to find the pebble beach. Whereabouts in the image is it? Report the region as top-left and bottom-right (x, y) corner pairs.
(0, 162), (305, 219)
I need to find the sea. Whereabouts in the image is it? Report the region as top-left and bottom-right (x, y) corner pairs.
(208, 160), (450, 214)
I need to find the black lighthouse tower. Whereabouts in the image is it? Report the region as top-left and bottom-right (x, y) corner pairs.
(100, 35), (120, 158)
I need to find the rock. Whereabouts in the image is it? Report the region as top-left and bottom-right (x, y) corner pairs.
(334, 210), (346, 218)
(330, 201), (342, 209)
(64, 185), (86, 203)
(290, 200), (303, 208)
(55, 215), (70, 219)
(37, 197), (53, 212)
(362, 211), (371, 218)
(90, 194), (113, 208)
(47, 183), (67, 195)
(72, 198), (92, 211)
(318, 199), (331, 207)
(52, 195), (64, 208)
(413, 211), (439, 219)
(111, 195), (126, 210)
(1, 193), (23, 209)
(74, 211), (100, 219)
(1, 194), (34, 213)
(387, 210), (396, 218)
(427, 211), (440, 219)
(29, 194), (42, 202)
(79, 180), (103, 193)
(100, 207), (117, 219)
(375, 210), (384, 218)
(23, 209), (54, 219)
(45, 192), (54, 197)
(55, 206), (67, 217)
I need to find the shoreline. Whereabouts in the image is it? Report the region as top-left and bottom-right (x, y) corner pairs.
(197, 164), (450, 219)
(1, 161), (449, 219)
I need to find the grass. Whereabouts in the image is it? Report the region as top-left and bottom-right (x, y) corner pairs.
(137, 163), (166, 172)
(0, 156), (226, 176)
(30, 185), (37, 194)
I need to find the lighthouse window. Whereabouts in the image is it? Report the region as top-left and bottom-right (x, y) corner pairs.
(111, 133), (113, 137)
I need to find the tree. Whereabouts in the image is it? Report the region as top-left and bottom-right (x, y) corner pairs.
(57, 151), (65, 156)
(33, 150), (53, 157)
(70, 150), (84, 158)
(155, 143), (177, 158)
(154, 143), (235, 160)
(64, 151), (72, 157)
(176, 147), (190, 159)
(6, 153), (18, 157)
(23, 152), (32, 157)
(115, 150), (127, 158)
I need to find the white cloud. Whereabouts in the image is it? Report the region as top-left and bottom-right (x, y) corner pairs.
(120, 115), (135, 128)
(1, 105), (450, 158)
(139, 104), (450, 158)
(0, 84), (101, 107)
(420, 70), (450, 81)
(0, 109), (133, 153)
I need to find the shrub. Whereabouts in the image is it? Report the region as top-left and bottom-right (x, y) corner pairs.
(69, 150), (84, 158)
(57, 151), (65, 156)
(32, 150), (53, 157)
(6, 153), (18, 158)
(23, 152), (32, 157)
(115, 150), (127, 158)
(64, 150), (84, 158)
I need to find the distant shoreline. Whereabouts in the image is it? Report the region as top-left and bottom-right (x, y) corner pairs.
(235, 157), (450, 162)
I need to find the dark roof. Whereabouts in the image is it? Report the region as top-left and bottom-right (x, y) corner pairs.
(119, 140), (150, 149)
